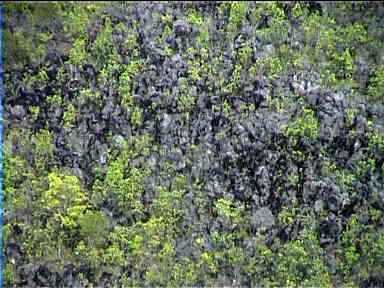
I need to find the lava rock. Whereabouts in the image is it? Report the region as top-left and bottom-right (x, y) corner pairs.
(251, 207), (275, 230)
(173, 19), (191, 36)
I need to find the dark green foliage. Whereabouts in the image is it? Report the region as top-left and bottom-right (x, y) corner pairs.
(78, 211), (108, 246)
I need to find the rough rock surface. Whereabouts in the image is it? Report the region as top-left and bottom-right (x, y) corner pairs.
(3, 2), (384, 287)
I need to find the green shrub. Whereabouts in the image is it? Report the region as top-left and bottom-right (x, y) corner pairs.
(237, 44), (252, 65)
(91, 18), (115, 66)
(215, 197), (244, 225)
(228, 2), (247, 32)
(283, 108), (319, 141)
(257, 3), (288, 45)
(177, 95), (196, 113)
(187, 8), (203, 27)
(131, 106), (143, 126)
(4, 262), (15, 287)
(63, 103), (76, 128)
(78, 211), (109, 247)
(28, 106), (40, 122)
(251, 56), (284, 80)
(68, 38), (87, 66)
(332, 48), (355, 79)
(47, 93), (63, 107)
(274, 229), (332, 287)
(119, 60), (142, 108)
(42, 172), (86, 212)
(32, 129), (54, 171)
(368, 67), (384, 101)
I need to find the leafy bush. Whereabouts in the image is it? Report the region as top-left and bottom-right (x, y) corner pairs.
(63, 103), (76, 128)
(42, 172), (85, 212)
(177, 94), (196, 113)
(283, 107), (319, 141)
(78, 211), (109, 247)
(119, 60), (142, 108)
(275, 230), (332, 287)
(368, 67), (384, 101)
(228, 2), (247, 33)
